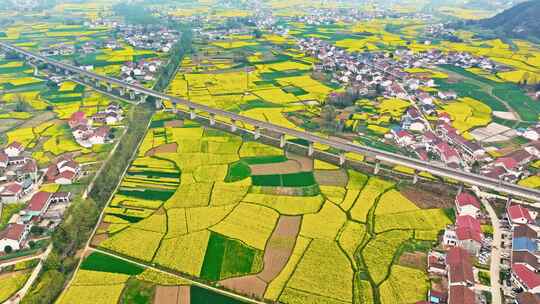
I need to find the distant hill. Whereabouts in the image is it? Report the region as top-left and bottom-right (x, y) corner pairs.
(476, 0), (540, 40)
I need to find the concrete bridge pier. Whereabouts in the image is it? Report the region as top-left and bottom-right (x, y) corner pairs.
(254, 127), (261, 140)
(129, 90), (135, 100)
(230, 119), (237, 132)
(307, 142), (314, 157)
(106, 83), (112, 92)
(279, 134), (286, 148)
(140, 95), (147, 103)
(339, 152), (346, 166)
(64, 69), (70, 76)
(155, 98), (163, 109)
(33, 66), (39, 77)
(413, 170), (419, 184)
(374, 161), (381, 175)
(119, 88), (125, 96)
(189, 107), (196, 120)
(209, 113), (216, 126)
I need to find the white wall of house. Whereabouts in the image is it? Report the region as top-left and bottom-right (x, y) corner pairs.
(0, 238), (20, 252)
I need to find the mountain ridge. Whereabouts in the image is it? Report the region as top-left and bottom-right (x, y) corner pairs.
(475, 0), (540, 40)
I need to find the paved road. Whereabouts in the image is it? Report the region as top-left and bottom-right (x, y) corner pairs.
(2, 42), (540, 202)
(480, 197), (503, 304)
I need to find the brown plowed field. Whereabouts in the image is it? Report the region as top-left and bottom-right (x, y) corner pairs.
(145, 143), (178, 156)
(154, 286), (180, 304)
(219, 216), (302, 298)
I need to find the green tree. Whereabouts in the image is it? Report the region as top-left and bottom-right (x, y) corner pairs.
(321, 105), (338, 132)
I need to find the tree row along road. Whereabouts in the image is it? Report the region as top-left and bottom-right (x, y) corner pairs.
(1, 41), (540, 202)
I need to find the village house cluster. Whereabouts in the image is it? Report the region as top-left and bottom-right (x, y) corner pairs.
(480, 142), (540, 183)
(120, 58), (163, 85)
(118, 25), (180, 53)
(69, 103), (123, 148)
(0, 142), (39, 203)
(39, 42), (75, 57)
(298, 38), (500, 170)
(423, 23), (461, 43)
(424, 191), (489, 304)
(0, 142), (78, 255)
(424, 191), (539, 304)
(296, 37), (540, 186)
(291, 8), (385, 25)
(503, 203), (539, 301)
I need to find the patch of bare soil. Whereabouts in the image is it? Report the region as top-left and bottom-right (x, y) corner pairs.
(98, 222), (110, 232)
(53, 151), (82, 163)
(90, 233), (109, 247)
(154, 286), (180, 304)
(219, 276), (267, 298)
(401, 186), (454, 209)
(18, 112), (56, 129)
(145, 143), (178, 157)
(164, 120), (184, 128)
(258, 216), (302, 282)
(398, 251), (427, 270)
(249, 160), (301, 175)
(314, 169), (348, 187)
(178, 286), (190, 304)
(219, 216), (302, 298)
(285, 153), (313, 171)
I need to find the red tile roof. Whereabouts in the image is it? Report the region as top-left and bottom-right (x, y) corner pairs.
(7, 141), (23, 151)
(496, 157), (519, 170)
(27, 191), (52, 212)
(484, 166), (507, 179)
(513, 264), (540, 290)
(456, 192), (480, 209)
(423, 131), (438, 142)
(62, 160), (79, 170)
(447, 247), (475, 283)
(45, 164), (59, 181)
(516, 292), (540, 304)
(415, 147), (429, 161)
(93, 126), (110, 138)
(69, 111), (85, 122)
(0, 223), (26, 241)
(0, 182), (23, 195)
(456, 215), (483, 243)
(396, 130), (412, 138)
(437, 142), (460, 160)
(506, 150), (532, 164)
(508, 205), (534, 224)
(449, 286), (475, 304)
(439, 123), (457, 135)
(513, 251), (540, 270)
(513, 225), (538, 239)
(0, 152), (7, 162)
(69, 111), (88, 128)
(58, 171), (76, 180)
